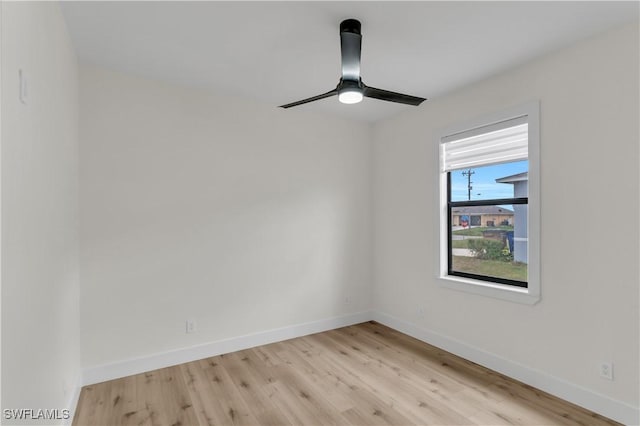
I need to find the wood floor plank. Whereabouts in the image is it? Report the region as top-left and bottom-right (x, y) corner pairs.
(312, 330), (474, 425)
(73, 322), (620, 426)
(334, 324), (508, 419)
(133, 367), (200, 426)
(488, 377), (612, 426)
(179, 360), (220, 426)
(109, 375), (142, 425)
(284, 337), (416, 425)
(196, 355), (261, 425)
(270, 342), (356, 413)
(357, 323), (614, 425)
(73, 381), (112, 425)
(333, 325), (471, 398)
(217, 350), (292, 425)
(360, 321), (506, 387)
(229, 347), (310, 426)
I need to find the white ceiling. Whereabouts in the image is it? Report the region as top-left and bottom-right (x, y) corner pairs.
(61, 1), (638, 123)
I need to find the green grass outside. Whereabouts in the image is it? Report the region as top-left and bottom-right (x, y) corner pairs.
(452, 256), (527, 282)
(452, 226), (513, 236)
(451, 239), (470, 248)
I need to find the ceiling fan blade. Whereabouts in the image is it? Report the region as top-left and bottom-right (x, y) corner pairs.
(340, 19), (362, 81)
(363, 85), (426, 106)
(279, 89), (338, 109)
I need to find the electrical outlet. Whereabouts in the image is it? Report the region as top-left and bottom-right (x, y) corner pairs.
(599, 362), (613, 380)
(186, 318), (197, 334)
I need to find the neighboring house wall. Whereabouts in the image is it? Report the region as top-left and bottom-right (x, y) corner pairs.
(452, 213), (513, 227)
(513, 180), (528, 263)
(451, 205), (514, 227)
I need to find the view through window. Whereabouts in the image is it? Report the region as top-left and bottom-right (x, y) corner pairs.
(448, 160), (528, 286)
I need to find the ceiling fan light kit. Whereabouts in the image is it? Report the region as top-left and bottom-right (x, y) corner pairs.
(337, 80), (364, 104)
(280, 19), (426, 109)
(338, 90), (363, 104)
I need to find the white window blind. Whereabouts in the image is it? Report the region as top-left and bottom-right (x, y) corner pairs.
(441, 115), (528, 172)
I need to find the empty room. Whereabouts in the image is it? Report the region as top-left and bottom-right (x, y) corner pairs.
(1, 1), (639, 425)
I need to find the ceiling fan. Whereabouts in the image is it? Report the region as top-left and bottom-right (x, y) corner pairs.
(279, 19), (427, 109)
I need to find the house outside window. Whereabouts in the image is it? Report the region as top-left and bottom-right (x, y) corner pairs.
(496, 172), (528, 263)
(437, 102), (540, 304)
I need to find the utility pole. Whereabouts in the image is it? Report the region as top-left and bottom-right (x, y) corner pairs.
(462, 169), (475, 201)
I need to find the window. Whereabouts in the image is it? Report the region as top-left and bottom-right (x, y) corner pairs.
(438, 102), (540, 304)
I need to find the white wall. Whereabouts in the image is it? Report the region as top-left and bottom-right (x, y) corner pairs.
(1, 1), (81, 423)
(79, 65), (372, 369)
(373, 20), (639, 418)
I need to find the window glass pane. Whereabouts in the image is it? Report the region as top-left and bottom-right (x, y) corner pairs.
(450, 204), (528, 283)
(450, 160), (528, 202)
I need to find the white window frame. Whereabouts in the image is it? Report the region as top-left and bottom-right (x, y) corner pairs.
(437, 101), (540, 304)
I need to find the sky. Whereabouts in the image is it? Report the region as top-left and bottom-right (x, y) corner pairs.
(450, 160), (528, 202)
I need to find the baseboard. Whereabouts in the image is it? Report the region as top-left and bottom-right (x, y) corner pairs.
(64, 372), (82, 426)
(372, 311), (639, 426)
(82, 310), (372, 386)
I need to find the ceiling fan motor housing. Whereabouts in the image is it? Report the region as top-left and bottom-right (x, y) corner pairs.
(340, 19), (361, 35)
(338, 78), (363, 91)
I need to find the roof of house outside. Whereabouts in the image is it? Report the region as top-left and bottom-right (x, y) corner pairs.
(495, 171), (528, 183)
(451, 206), (514, 215)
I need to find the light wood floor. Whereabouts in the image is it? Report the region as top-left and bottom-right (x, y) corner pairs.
(73, 322), (619, 426)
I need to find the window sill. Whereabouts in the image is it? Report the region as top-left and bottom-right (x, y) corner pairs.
(438, 275), (540, 305)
